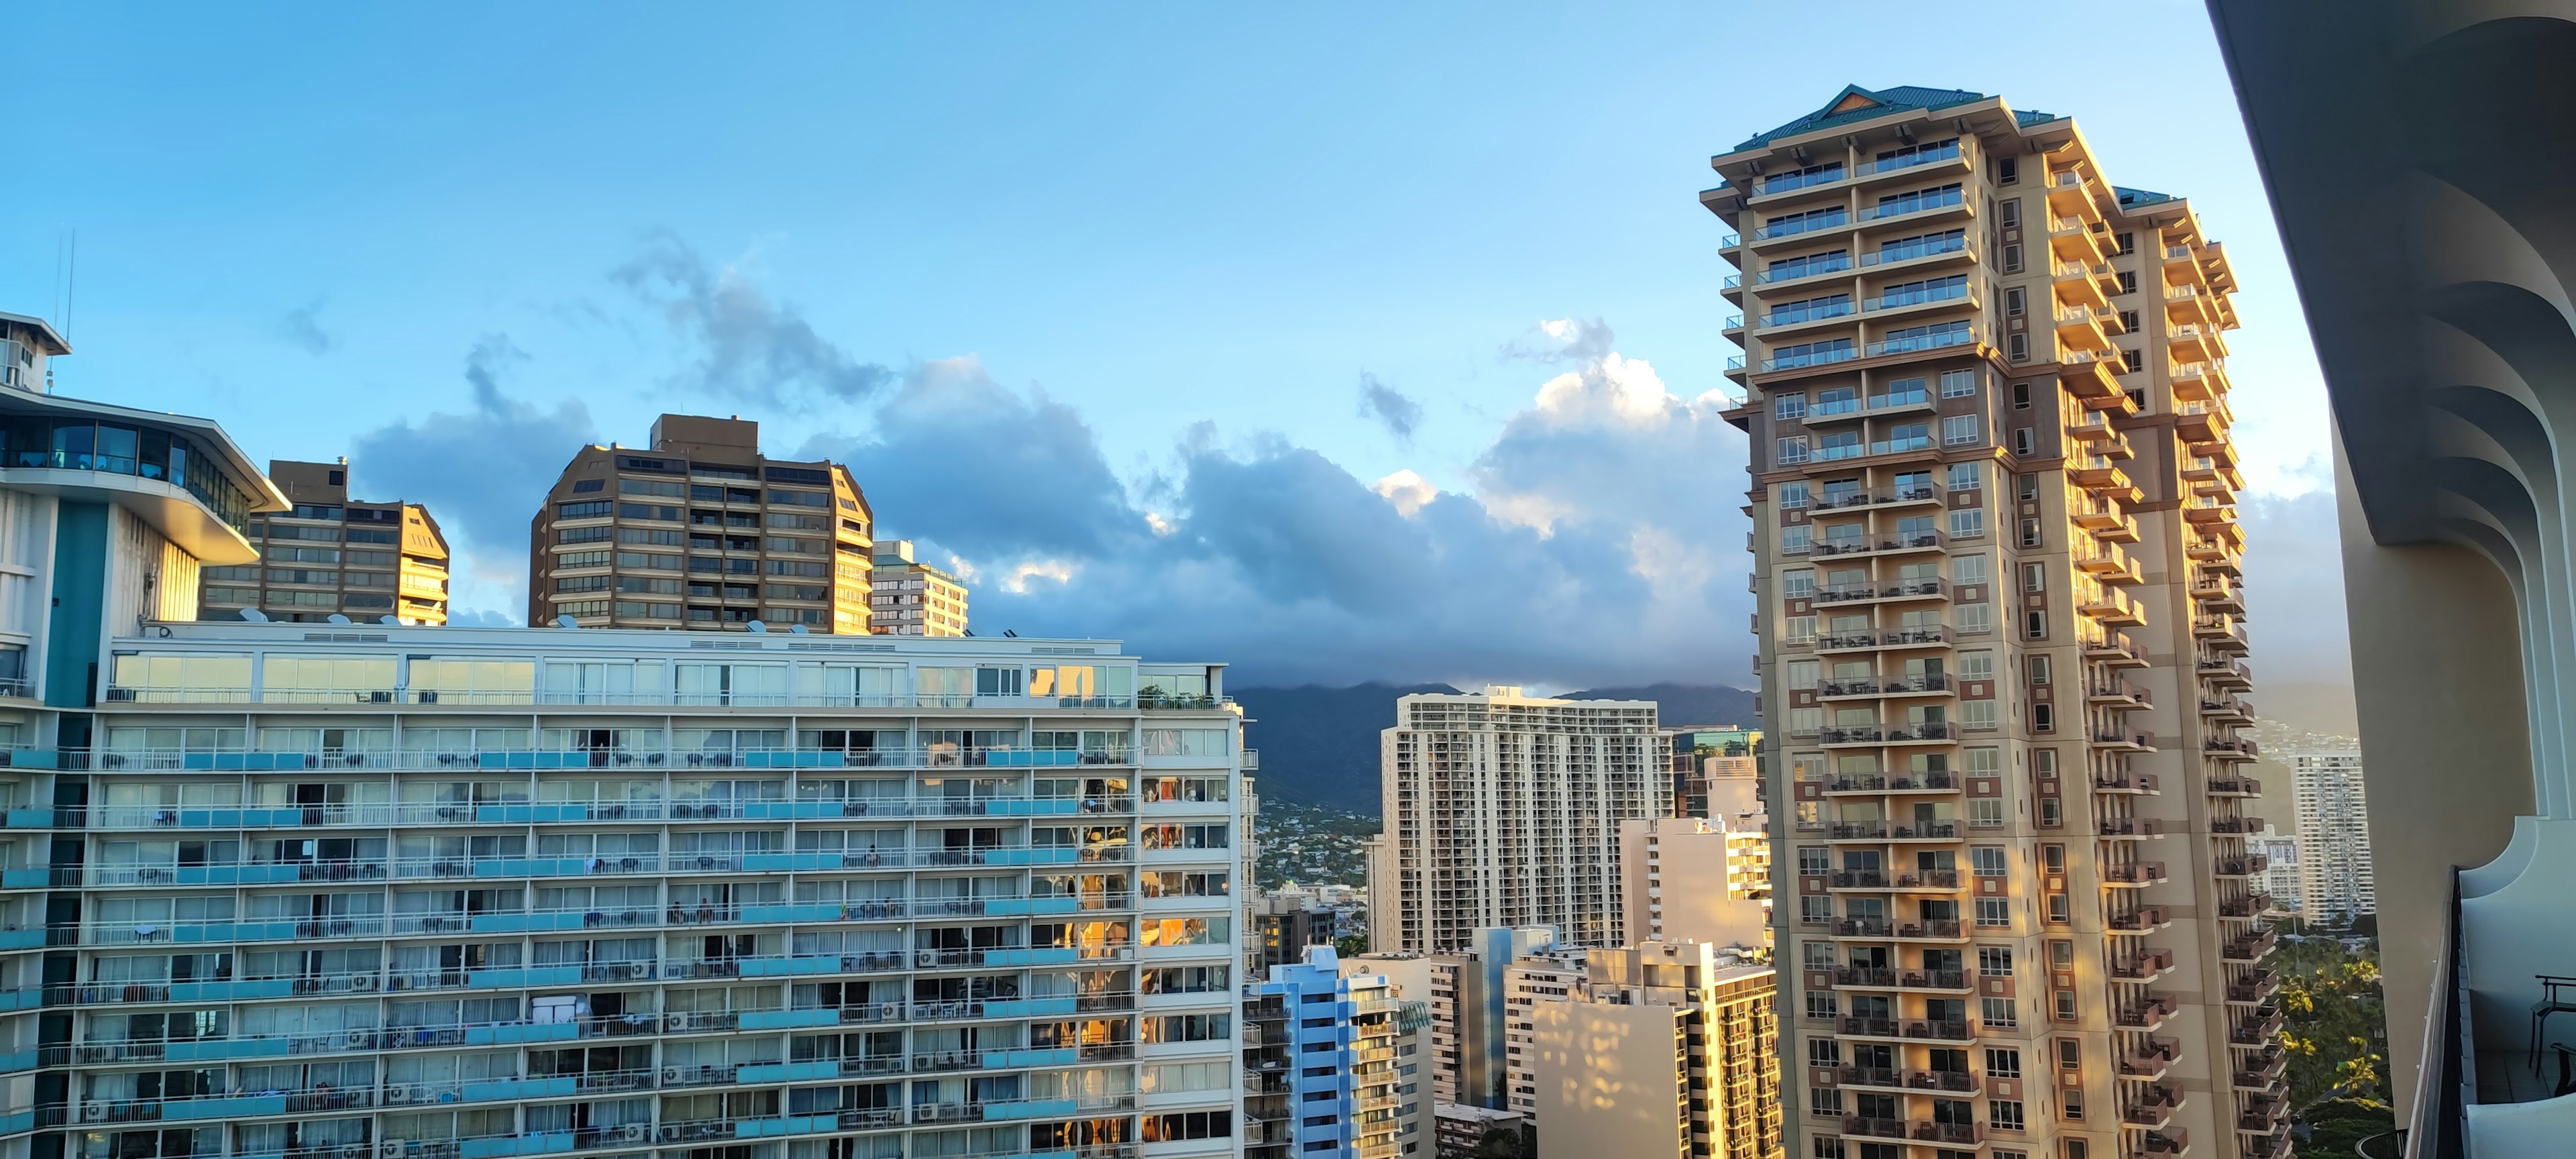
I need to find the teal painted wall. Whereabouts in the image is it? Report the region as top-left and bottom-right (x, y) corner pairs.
(46, 502), (107, 708)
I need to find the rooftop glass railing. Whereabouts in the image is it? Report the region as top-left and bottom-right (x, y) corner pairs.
(1862, 235), (1968, 267)
(1860, 186), (1964, 221)
(1754, 211), (1850, 241)
(1868, 282), (1971, 311)
(1860, 142), (1962, 176)
(1760, 166), (1847, 195)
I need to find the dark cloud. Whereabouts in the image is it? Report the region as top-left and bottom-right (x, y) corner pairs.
(274, 300), (335, 355)
(784, 334), (1753, 688)
(1355, 374), (1422, 443)
(613, 233), (894, 410)
(351, 335), (595, 624)
(2238, 490), (2353, 685)
(798, 357), (1142, 561)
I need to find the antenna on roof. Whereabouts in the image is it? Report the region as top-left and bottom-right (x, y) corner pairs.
(240, 608), (269, 623)
(788, 624), (809, 634)
(745, 620), (768, 634)
(1002, 630), (1017, 638)
(555, 615), (579, 629)
(379, 616), (400, 626)
(327, 613), (352, 625)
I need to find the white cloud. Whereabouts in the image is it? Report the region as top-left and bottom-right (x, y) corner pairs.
(1371, 470), (1438, 517)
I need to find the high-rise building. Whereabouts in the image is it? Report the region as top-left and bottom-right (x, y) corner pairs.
(2249, 826), (2301, 920)
(1527, 942), (1780, 1159)
(1525, 942), (1772, 1159)
(2286, 752), (2373, 923)
(1242, 947), (1431, 1159)
(1416, 926), (1558, 1111)
(201, 458), (451, 625)
(0, 309), (289, 1154)
(1497, 948), (1588, 1121)
(1710, 86), (2282, 1158)
(869, 540), (969, 637)
(1370, 687), (1669, 954)
(62, 620), (1250, 1159)
(1619, 816), (1772, 951)
(528, 414), (875, 633)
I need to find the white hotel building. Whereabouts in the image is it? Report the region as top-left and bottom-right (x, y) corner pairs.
(30, 624), (1252, 1159)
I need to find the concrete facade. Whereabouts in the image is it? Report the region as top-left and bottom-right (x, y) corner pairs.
(1371, 689), (1668, 955)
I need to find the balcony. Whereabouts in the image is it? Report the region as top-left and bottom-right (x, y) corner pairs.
(2141, 1128), (2190, 1155)
(2055, 303), (2119, 355)
(2102, 862), (2169, 887)
(2200, 696), (2254, 724)
(2205, 736), (2261, 762)
(1833, 967), (1971, 991)
(1830, 918), (1966, 942)
(2210, 814), (2265, 834)
(2092, 771), (2160, 795)
(2120, 1039), (2181, 1081)
(2112, 949), (2178, 982)
(2092, 729), (2155, 753)
(1860, 234), (1975, 273)
(2101, 817), (2165, 838)
(1823, 772), (1960, 795)
(2226, 969), (2283, 1005)
(2206, 773), (2261, 796)
(2088, 679), (2151, 708)
(2198, 657), (2253, 687)
(1829, 868), (1964, 891)
(2220, 893), (2275, 920)
(2124, 1085), (2186, 1129)
(2108, 906), (2173, 933)
(2084, 632), (2149, 666)
(2216, 854), (2271, 878)
(1832, 1066), (1979, 1095)
(1864, 327), (1976, 360)
(1756, 299), (1858, 333)
(2222, 931), (2280, 964)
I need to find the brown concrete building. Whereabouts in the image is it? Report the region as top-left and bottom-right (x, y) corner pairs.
(1711, 86), (2281, 1159)
(869, 538), (969, 636)
(526, 414), (874, 632)
(200, 457), (451, 624)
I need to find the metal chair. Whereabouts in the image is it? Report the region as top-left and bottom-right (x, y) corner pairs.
(2532, 975), (2576, 1072)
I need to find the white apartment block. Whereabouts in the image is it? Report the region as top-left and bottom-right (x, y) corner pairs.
(1369, 689), (1669, 954)
(2289, 751), (2374, 922)
(44, 622), (1251, 1159)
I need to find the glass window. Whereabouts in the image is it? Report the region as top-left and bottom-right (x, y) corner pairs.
(109, 654), (254, 703)
(1776, 481), (1810, 510)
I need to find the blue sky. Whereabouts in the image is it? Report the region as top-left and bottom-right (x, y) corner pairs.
(1, 1), (2349, 687)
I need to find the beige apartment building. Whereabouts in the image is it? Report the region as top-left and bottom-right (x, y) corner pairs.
(1528, 941), (1783, 1159)
(871, 537), (970, 635)
(1711, 87), (2282, 1159)
(2285, 752), (2373, 924)
(1621, 815), (1774, 950)
(527, 414), (875, 632)
(1370, 687), (1670, 954)
(200, 457), (451, 624)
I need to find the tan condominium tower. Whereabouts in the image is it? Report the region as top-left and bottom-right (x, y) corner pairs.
(201, 457), (451, 624)
(529, 413), (875, 632)
(1368, 686), (1670, 954)
(1708, 86), (2283, 1159)
(871, 537), (970, 635)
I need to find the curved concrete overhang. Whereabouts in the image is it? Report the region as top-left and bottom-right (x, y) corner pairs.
(0, 386), (288, 566)
(0, 468), (259, 566)
(2210, 1), (2576, 552)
